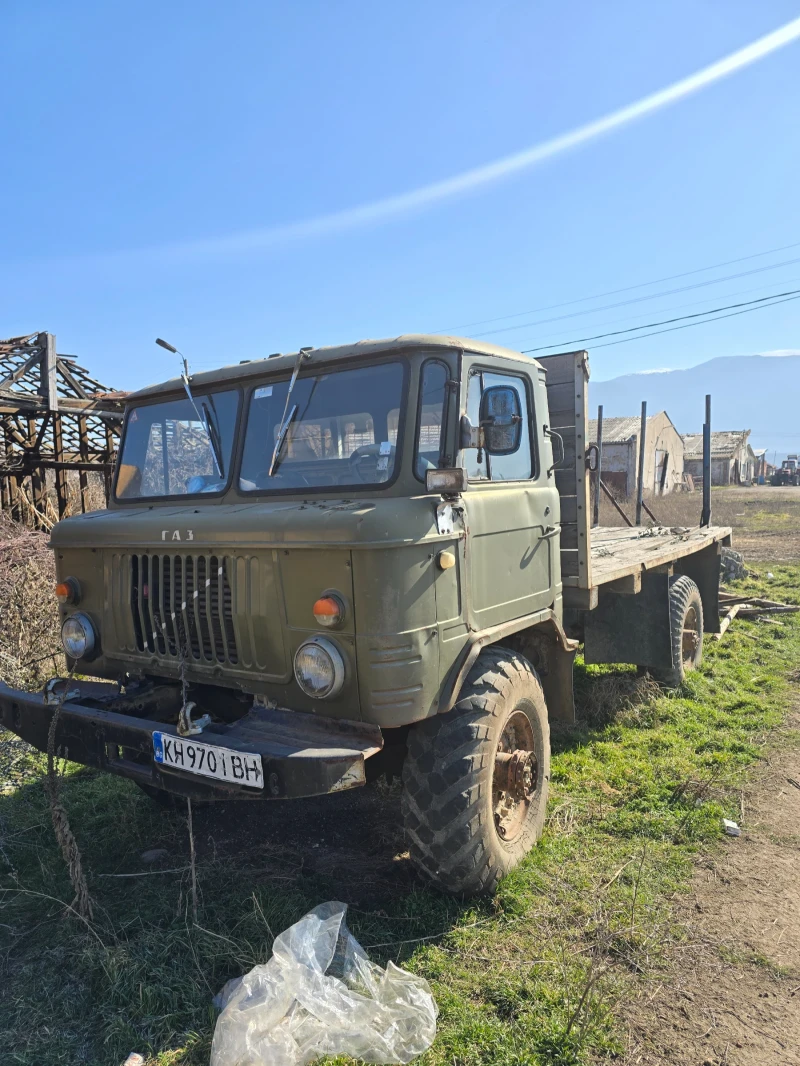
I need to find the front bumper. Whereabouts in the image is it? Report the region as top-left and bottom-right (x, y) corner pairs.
(0, 680), (383, 801)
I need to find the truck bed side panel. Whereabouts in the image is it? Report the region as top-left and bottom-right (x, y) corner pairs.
(536, 350), (592, 590)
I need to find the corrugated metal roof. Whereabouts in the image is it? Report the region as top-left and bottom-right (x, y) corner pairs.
(682, 430), (750, 458)
(588, 413), (665, 444)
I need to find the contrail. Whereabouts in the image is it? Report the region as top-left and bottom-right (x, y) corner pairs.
(147, 16), (800, 260)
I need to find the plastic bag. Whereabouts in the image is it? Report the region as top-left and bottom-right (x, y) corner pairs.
(210, 901), (437, 1066)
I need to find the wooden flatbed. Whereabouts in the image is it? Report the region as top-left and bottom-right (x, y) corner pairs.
(590, 525), (732, 588)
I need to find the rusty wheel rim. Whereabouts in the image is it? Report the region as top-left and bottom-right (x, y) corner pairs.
(682, 605), (700, 667)
(493, 708), (537, 844)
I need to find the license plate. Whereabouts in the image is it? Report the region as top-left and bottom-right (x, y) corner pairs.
(152, 732), (264, 789)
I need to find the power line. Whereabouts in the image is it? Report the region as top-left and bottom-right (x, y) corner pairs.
(469, 255), (800, 339)
(520, 288), (800, 353)
(434, 238), (800, 333)
(513, 273), (800, 347)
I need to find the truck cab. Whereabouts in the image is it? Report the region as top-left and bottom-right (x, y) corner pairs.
(50, 336), (569, 729)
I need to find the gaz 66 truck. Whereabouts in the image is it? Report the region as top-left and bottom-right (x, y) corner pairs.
(0, 336), (731, 895)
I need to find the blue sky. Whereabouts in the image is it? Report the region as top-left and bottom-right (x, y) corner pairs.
(2, 0), (799, 391)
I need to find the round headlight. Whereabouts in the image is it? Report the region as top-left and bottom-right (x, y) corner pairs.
(61, 612), (97, 660)
(294, 636), (345, 699)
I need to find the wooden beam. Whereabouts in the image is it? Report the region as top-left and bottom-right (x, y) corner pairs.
(78, 413), (90, 512)
(605, 572), (642, 595)
(57, 358), (90, 399)
(600, 478), (634, 527)
(3, 420), (22, 522)
(52, 412), (69, 518)
(0, 460), (114, 473)
(40, 332), (59, 411)
(0, 351), (42, 393)
(0, 397), (123, 418)
(641, 498), (659, 524)
(27, 416), (47, 528)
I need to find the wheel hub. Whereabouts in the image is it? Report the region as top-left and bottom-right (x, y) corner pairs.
(494, 749), (538, 803)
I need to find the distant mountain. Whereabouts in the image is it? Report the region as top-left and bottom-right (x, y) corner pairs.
(589, 354), (800, 461)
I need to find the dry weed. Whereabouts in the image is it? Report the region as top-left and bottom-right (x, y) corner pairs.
(0, 514), (64, 689)
(578, 670), (662, 729)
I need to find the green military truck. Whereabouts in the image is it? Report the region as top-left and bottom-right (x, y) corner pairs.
(0, 336), (731, 895)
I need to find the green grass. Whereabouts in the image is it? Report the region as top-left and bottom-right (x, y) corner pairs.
(1, 564), (799, 1065)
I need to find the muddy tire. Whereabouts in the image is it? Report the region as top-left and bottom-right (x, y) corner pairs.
(401, 647), (550, 896)
(650, 575), (704, 688)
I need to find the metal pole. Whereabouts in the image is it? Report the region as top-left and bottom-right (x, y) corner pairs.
(593, 404), (603, 527)
(701, 394), (711, 527)
(635, 400), (647, 525)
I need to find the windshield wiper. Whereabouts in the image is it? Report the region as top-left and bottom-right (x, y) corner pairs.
(155, 338), (224, 479)
(268, 347), (313, 477)
(268, 404), (298, 476)
(201, 398), (225, 479)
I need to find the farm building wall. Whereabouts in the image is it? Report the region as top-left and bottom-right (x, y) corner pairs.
(589, 411), (684, 497)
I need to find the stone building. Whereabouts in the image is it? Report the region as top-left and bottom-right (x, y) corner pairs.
(682, 430), (755, 486)
(588, 411), (685, 497)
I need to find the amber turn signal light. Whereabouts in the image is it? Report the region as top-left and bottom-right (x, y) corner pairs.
(313, 594), (344, 628)
(55, 577), (81, 605)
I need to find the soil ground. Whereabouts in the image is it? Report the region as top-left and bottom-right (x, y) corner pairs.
(622, 701), (800, 1065)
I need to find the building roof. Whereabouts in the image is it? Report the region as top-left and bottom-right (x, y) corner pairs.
(588, 412), (672, 444)
(128, 334), (563, 401)
(682, 430), (751, 459)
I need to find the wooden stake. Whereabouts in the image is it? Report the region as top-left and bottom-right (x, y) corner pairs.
(714, 603), (743, 640)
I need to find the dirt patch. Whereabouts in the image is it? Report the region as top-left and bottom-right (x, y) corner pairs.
(597, 485), (800, 562)
(622, 706), (800, 1065)
(729, 529), (800, 563)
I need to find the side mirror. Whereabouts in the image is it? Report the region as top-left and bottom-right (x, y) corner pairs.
(479, 385), (523, 456)
(426, 467), (467, 495)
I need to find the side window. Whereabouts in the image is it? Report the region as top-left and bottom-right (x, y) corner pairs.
(466, 370), (534, 482)
(414, 360), (448, 481)
(466, 374), (488, 481)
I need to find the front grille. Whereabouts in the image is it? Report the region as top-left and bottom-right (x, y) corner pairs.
(130, 554), (239, 664)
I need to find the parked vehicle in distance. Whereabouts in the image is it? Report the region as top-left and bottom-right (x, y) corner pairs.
(771, 456), (800, 486)
(0, 335), (731, 895)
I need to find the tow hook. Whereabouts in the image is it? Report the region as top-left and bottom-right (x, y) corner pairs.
(42, 678), (81, 705)
(178, 701), (212, 736)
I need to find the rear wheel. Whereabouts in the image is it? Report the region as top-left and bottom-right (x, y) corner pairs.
(650, 575), (704, 688)
(401, 647), (550, 896)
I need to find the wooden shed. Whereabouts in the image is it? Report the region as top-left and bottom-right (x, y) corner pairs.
(588, 411), (685, 497)
(682, 430), (754, 486)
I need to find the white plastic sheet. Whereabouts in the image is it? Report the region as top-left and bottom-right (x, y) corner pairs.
(210, 901), (437, 1066)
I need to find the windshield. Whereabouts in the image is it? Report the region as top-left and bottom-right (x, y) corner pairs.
(116, 390), (239, 499)
(240, 361), (404, 492)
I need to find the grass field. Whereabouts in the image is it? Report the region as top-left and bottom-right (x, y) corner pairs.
(1, 563), (799, 1065)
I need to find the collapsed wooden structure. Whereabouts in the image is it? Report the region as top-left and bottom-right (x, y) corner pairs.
(0, 333), (126, 529)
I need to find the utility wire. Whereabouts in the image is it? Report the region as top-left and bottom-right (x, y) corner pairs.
(469, 255), (800, 339)
(514, 273), (800, 347)
(434, 238), (800, 333)
(520, 288), (800, 353)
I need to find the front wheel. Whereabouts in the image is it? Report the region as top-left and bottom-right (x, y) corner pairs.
(401, 648), (550, 896)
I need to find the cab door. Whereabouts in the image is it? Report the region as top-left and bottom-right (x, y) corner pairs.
(461, 361), (559, 632)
